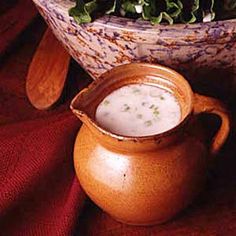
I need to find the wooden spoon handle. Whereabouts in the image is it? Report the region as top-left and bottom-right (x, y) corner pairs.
(26, 28), (70, 110)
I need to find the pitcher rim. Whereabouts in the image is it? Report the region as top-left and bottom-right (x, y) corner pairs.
(70, 62), (194, 142)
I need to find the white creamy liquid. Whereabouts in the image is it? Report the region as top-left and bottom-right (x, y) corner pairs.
(95, 84), (181, 137)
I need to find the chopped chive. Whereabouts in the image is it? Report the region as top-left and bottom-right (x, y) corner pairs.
(144, 120), (152, 127)
(142, 102), (147, 106)
(149, 104), (155, 109)
(153, 110), (160, 116)
(122, 104), (131, 112)
(133, 88), (141, 94)
(103, 112), (110, 117)
(160, 96), (165, 100)
(137, 114), (143, 119)
(103, 100), (110, 106)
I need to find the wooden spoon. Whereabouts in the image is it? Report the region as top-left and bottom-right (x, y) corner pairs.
(26, 28), (70, 110)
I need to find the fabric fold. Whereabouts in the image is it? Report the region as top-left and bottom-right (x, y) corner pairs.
(0, 112), (86, 236)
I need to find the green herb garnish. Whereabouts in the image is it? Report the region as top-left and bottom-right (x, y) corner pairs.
(133, 88), (141, 94)
(137, 114), (143, 119)
(103, 112), (110, 117)
(153, 110), (160, 116)
(144, 120), (152, 127)
(103, 100), (110, 106)
(122, 104), (131, 112)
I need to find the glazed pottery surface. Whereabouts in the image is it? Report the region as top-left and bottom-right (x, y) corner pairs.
(32, 0), (236, 80)
(70, 63), (231, 225)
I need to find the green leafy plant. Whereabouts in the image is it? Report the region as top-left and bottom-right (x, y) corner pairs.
(69, 0), (236, 25)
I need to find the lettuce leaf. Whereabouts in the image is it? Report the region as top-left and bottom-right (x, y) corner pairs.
(69, 0), (92, 24)
(201, 0), (215, 22)
(69, 0), (236, 24)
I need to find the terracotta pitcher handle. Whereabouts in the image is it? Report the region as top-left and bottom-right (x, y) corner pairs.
(193, 93), (231, 155)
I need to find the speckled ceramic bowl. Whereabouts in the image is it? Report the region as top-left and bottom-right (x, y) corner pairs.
(32, 0), (236, 80)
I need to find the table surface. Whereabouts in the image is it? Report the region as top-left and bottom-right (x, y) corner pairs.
(1, 10), (236, 236)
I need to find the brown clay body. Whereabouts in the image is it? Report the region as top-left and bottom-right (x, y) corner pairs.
(71, 63), (230, 225)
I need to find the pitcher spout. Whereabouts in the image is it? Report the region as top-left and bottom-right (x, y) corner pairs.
(70, 88), (93, 125)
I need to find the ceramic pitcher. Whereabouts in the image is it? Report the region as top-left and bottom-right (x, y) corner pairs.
(70, 63), (230, 225)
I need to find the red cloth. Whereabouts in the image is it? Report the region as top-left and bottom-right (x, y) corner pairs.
(0, 112), (86, 235)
